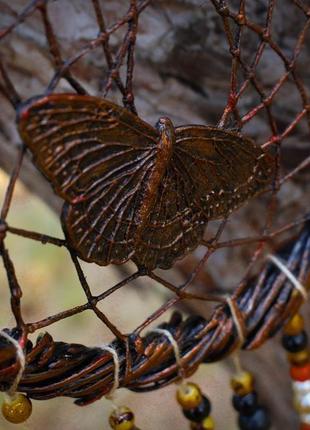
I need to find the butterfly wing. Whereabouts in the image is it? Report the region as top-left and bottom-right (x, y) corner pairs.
(174, 125), (274, 220)
(17, 94), (159, 265)
(133, 163), (205, 270)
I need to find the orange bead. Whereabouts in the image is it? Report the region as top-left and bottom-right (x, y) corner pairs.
(290, 363), (310, 381)
(300, 424), (310, 430)
(284, 314), (304, 336)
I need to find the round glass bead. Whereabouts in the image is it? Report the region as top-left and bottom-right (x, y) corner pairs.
(290, 363), (310, 382)
(232, 391), (258, 415)
(294, 391), (310, 414)
(238, 406), (271, 430)
(282, 331), (308, 353)
(288, 349), (310, 366)
(284, 314), (304, 336)
(176, 382), (202, 409)
(231, 371), (254, 396)
(300, 423), (310, 430)
(2, 394), (32, 424)
(293, 380), (310, 395)
(190, 416), (215, 430)
(183, 395), (211, 422)
(109, 406), (135, 430)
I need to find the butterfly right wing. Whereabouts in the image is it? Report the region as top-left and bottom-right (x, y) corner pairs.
(17, 94), (159, 265)
(174, 125), (275, 220)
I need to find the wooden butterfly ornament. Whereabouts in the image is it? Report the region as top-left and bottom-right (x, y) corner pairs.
(17, 94), (274, 271)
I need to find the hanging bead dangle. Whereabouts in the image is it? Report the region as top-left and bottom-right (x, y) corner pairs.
(231, 365), (271, 430)
(152, 328), (215, 429)
(101, 345), (140, 430)
(269, 253), (310, 429)
(226, 297), (271, 430)
(0, 330), (32, 424)
(176, 382), (214, 430)
(283, 313), (310, 430)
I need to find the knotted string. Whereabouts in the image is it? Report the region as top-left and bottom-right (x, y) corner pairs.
(100, 344), (121, 409)
(268, 254), (308, 301)
(152, 328), (185, 381)
(0, 330), (25, 400)
(226, 296), (246, 347)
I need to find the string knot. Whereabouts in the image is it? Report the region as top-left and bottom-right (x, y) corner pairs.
(268, 254), (308, 301)
(0, 330), (26, 399)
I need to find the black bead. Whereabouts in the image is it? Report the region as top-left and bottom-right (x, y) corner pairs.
(238, 406), (271, 430)
(232, 392), (258, 415)
(281, 331), (308, 353)
(183, 395), (211, 422)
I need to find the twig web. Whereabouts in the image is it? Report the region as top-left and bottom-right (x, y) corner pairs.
(0, 0), (310, 424)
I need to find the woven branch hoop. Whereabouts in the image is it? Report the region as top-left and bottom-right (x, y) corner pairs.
(0, 0), (310, 413)
(0, 222), (309, 405)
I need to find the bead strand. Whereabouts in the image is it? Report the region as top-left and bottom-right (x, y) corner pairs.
(0, 331), (32, 424)
(231, 370), (271, 430)
(101, 345), (141, 430)
(282, 313), (310, 429)
(176, 382), (215, 429)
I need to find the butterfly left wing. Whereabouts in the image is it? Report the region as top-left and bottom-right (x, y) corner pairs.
(17, 94), (159, 265)
(174, 125), (275, 220)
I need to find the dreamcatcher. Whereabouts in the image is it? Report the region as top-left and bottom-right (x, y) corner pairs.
(0, 1), (310, 429)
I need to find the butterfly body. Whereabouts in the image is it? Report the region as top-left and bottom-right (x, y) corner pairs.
(17, 94), (274, 270)
(133, 117), (174, 241)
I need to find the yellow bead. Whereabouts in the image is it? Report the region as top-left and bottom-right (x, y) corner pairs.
(288, 349), (310, 366)
(284, 314), (304, 336)
(293, 389), (310, 414)
(109, 406), (135, 430)
(190, 416), (215, 430)
(230, 371), (254, 396)
(176, 382), (202, 409)
(2, 394), (32, 424)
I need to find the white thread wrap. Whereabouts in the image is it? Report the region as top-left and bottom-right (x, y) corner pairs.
(0, 330), (25, 399)
(152, 328), (184, 379)
(268, 254), (308, 301)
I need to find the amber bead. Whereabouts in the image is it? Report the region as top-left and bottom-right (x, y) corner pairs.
(300, 423), (310, 430)
(190, 416), (215, 430)
(290, 363), (310, 382)
(284, 314), (304, 336)
(294, 398), (310, 414)
(2, 394), (32, 424)
(230, 372), (254, 396)
(176, 382), (202, 410)
(288, 349), (310, 366)
(109, 406), (135, 430)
